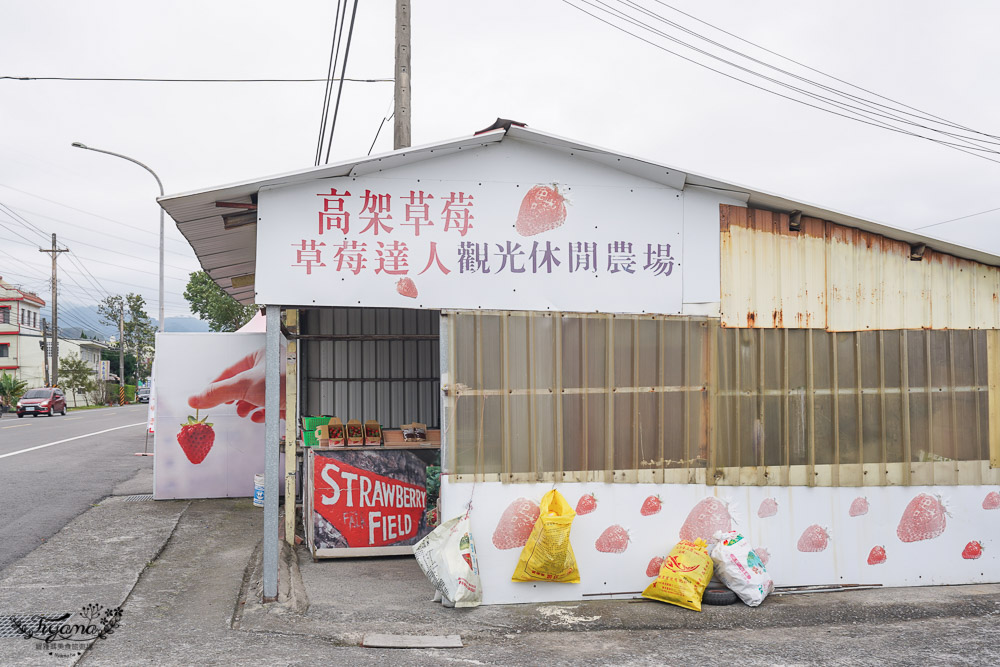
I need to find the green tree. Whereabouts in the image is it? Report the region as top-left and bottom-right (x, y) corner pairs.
(60, 353), (96, 408)
(98, 294), (155, 384)
(0, 372), (28, 411)
(101, 349), (137, 385)
(183, 271), (257, 332)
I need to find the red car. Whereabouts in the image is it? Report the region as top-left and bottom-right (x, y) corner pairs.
(17, 388), (67, 417)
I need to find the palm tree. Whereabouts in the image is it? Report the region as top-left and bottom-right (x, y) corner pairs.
(0, 372), (28, 413)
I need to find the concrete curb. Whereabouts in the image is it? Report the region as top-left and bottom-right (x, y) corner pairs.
(235, 540), (1000, 645)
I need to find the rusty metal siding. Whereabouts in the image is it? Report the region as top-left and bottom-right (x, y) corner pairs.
(721, 205), (1000, 331)
(300, 307), (440, 427)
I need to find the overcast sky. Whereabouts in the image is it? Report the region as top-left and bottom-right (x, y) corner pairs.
(2, 1), (998, 331)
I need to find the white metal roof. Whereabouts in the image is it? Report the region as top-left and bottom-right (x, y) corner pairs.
(158, 124), (1000, 304)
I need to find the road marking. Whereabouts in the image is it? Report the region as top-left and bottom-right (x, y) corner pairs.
(1, 423), (31, 429)
(0, 422), (147, 459)
(63, 417), (82, 421)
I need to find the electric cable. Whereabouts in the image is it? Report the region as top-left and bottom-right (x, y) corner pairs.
(620, 0), (1000, 149)
(323, 0), (361, 164)
(1, 75), (391, 83)
(315, 0), (347, 166)
(587, 0), (1000, 155)
(559, 0), (1000, 166)
(646, 0), (1000, 141)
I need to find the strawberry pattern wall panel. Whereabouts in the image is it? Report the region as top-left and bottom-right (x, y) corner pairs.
(441, 478), (1000, 605)
(255, 151), (683, 314)
(153, 332), (286, 500)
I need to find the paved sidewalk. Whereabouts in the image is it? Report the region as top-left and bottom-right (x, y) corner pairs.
(2, 472), (999, 666)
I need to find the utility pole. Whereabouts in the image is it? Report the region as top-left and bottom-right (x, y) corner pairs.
(40, 318), (50, 386)
(393, 0), (411, 150)
(119, 300), (125, 404)
(39, 234), (68, 386)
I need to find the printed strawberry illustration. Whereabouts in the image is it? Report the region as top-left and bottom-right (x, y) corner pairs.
(867, 545), (887, 565)
(396, 277), (418, 299)
(645, 556), (664, 577)
(595, 525), (630, 554)
(797, 524), (830, 553)
(515, 184), (567, 236)
(896, 493), (948, 543)
(754, 547), (771, 566)
(962, 541), (983, 560)
(176, 413), (215, 464)
(983, 491), (1000, 510)
(491, 497), (540, 550)
(757, 498), (778, 518)
(576, 493), (598, 516)
(640, 495), (662, 516)
(849, 496), (869, 517)
(679, 497), (733, 542)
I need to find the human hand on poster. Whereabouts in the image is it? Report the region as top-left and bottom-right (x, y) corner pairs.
(188, 349), (285, 423)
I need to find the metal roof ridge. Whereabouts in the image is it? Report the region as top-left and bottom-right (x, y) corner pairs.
(157, 129), (507, 204)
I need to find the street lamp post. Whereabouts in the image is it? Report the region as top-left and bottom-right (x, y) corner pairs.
(71, 142), (165, 333)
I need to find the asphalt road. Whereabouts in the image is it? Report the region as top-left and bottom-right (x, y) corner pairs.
(0, 404), (152, 571)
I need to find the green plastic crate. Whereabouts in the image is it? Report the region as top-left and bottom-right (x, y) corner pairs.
(302, 416), (332, 447)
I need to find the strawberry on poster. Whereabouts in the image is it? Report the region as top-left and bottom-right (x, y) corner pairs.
(255, 175), (683, 314)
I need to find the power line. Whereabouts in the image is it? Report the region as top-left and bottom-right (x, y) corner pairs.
(560, 0), (1000, 165)
(915, 205), (1000, 231)
(323, 0), (362, 164)
(1, 75), (391, 83)
(8, 204), (198, 262)
(617, 0), (1000, 151)
(315, 0), (348, 166)
(0, 183), (193, 249)
(646, 0), (1000, 142)
(586, 0), (1000, 156)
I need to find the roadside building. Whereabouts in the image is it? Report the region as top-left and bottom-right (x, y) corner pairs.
(158, 122), (1000, 604)
(0, 276), (46, 384)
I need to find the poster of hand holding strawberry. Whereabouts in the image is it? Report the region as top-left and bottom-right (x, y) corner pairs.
(154, 332), (285, 500)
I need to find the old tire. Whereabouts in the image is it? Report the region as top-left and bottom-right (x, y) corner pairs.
(702, 587), (739, 606)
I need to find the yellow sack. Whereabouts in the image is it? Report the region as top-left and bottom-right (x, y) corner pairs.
(641, 539), (713, 611)
(511, 490), (580, 583)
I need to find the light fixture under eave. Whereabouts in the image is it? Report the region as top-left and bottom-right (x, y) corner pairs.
(788, 210), (803, 231)
(222, 211), (258, 230)
(230, 273), (255, 289)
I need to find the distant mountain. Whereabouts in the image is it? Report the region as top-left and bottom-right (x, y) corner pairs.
(163, 317), (211, 332)
(41, 304), (211, 339)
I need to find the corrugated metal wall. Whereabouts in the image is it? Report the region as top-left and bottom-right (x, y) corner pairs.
(721, 205), (1000, 331)
(300, 307), (440, 428)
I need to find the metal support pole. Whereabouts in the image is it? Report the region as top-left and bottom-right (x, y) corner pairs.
(393, 0), (411, 149)
(263, 305), (281, 602)
(284, 309), (299, 546)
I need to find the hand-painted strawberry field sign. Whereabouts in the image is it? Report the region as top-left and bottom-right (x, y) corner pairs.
(256, 166), (683, 313)
(307, 449), (437, 554)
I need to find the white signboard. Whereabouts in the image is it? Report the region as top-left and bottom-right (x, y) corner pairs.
(256, 174), (682, 313)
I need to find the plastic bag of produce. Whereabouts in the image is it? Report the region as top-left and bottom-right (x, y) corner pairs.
(641, 539), (714, 611)
(511, 489), (580, 583)
(710, 530), (773, 607)
(413, 514), (482, 608)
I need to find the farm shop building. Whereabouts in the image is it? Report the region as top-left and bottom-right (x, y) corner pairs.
(160, 122), (1000, 605)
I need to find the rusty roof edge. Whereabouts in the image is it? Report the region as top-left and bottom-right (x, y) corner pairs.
(684, 173), (1000, 268)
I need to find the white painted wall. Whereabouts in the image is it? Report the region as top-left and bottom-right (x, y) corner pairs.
(442, 478), (998, 605)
